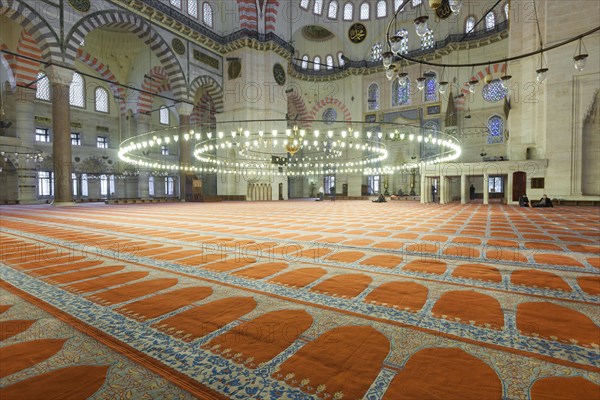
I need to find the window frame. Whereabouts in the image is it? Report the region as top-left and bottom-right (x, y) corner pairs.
(94, 86), (109, 113)
(69, 72), (86, 109)
(313, 56), (321, 71)
(71, 132), (81, 146)
(313, 0), (323, 15)
(35, 128), (50, 142)
(359, 2), (370, 20)
(485, 11), (496, 30)
(97, 136), (109, 149)
(35, 72), (51, 101)
(159, 106), (170, 125)
(376, 0), (387, 19)
(203, 2), (213, 28)
(327, 0), (338, 19)
(37, 171), (54, 197)
(188, 0), (198, 18)
(486, 114), (505, 144)
(465, 15), (476, 34)
(368, 83), (380, 111)
(343, 2), (353, 20)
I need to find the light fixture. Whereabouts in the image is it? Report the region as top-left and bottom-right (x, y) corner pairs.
(398, 71), (408, 86)
(390, 35), (404, 55)
(414, 15), (429, 37)
(382, 51), (393, 68)
(438, 67), (448, 94)
(500, 61), (512, 89)
(449, 0), (463, 14)
(536, 53), (548, 83)
(417, 76), (426, 91)
(386, 66), (395, 81)
(573, 38), (588, 71)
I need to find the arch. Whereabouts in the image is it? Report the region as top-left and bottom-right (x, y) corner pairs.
(192, 92), (217, 128)
(14, 30), (41, 89)
(137, 66), (171, 116)
(456, 63), (506, 110)
(308, 97), (352, 123)
(189, 75), (223, 113)
(0, 0), (61, 64)
(286, 88), (309, 121)
(0, 42), (16, 90)
(65, 10), (188, 102)
(77, 49), (126, 114)
(264, 0), (280, 33)
(237, 0), (258, 31)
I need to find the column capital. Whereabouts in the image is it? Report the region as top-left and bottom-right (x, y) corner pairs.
(45, 65), (74, 86)
(176, 102), (195, 117)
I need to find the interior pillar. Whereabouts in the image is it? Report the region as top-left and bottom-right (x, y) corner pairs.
(483, 173), (489, 205)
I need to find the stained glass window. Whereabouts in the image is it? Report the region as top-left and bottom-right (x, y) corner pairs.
(376, 0), (387, 18)
(343, 2), (353, 20)
(36, 72), (50, 101)
(326, 55), (334, 70)
(368, 83), (380, 110)
(322, 108), (337, 124)
(371, 42), (383, 62)
(421, 29), (434, 50)
(188, 0), (198, 17)
(159, 106), (170, 125)
(360, 2), (370, 20)
(486, 11), (495, 30)
(314, 0), (323, 14)
(314, 56), (321, 70)
(203, 3), (213, 27)
(424, 73), (437, 102)
(301, 55), (309, 69)
(95, 87), (109, 113)
(69, 72), (85, 108)
(482, 80), (508, 102)
(392, 78), (410, 106)
(465, 16), (475, 33)
(396, 29), (409, 54)
(328, 1), (338, 18)
(487, 115), (504, 144)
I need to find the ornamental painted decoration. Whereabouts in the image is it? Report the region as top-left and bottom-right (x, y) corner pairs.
(273, 63), (286, 86)
(172, 38), (186, 55)
(69, 0), (91, 12)
(349, 23), (367, 44)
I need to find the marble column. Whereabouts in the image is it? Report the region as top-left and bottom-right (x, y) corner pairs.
(46, 66), (75, 206)
(483, 173), (489, 205)
(176, 104), (194, 201)
(420, 172), (427, 203)
(14, 87), (37, 203)
(460, 174), (467, 204)
(439, 175), (446, 204)
(506, 172), (513, 204)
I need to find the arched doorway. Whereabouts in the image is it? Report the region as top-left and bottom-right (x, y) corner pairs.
(513, 171), (526, 201)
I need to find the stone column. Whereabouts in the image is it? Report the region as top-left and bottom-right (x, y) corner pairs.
(460, 174), (467, 204)
(420, 172), (427, 203)
(483, 173), (489, 205)
(14, 87), (37, 203)
(46, 65), (75, 206)
(439, 174), (446, 204)
(136, 114), (150, 199)
(177, 104), (194, 201)
(506, 172), (513, 204)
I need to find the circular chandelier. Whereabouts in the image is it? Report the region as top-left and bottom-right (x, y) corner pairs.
(118, 120), (461, 177)
(384, 0), (599, 87)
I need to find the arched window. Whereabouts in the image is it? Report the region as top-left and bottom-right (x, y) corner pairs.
(148, 176), (155, 196)
(465, 16), (476, 33)
(314, 0), (323, 14)
(392, 78), (410, 106)
(69, 72), (85, 108)
(504, 3), (509, 19)
(487, 115), (504, 144)
(412, 0), (422, 6)
(301, 55), (309, 69)
(188, 0), (198, 17)
(343, 2), (353, 20)
(35, 72), (50, 101)
(482, 80), (508, 102)
(169, 0), (181, 8)
(376, 0), (387, 18)
(326, 55), (334, 70)
(396, 29), (409, 54)
(368, 83), (380, 110)
(485, 11), (495, 30)
(95, 87), (109, 113)
(159, 106), (170, 125)
(300, 0), (310, 10)
(359, 2), (370, 20)
(314, 56), (321, 71)
(395, 0), (405, 12)
(338, 52), (345, 66)
(371, 43), (383, 62)
(327, 0), (338, 18)
(421, 29), (434, 50)
(424, 72), (437, 102)
(203, 2), (213, 27)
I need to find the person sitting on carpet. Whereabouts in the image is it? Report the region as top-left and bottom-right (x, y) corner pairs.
(518, 194), (530, 207)
(390, 189), (403, 200)
(532, 194), (554, 208)
(372, 193), (387, 203)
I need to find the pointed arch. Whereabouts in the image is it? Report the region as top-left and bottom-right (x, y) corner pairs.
(308, 97), (352, 122)
(286, 88), (309, 121)
(14, 30), (41, 89)
(0, 42), (16, 90)
(137, 66), (171, 116)
(65, 10), (188, 102)
(189, 75), (223, 113)
(0, 0), (61, 64)
(76, 49), (126, 114)
(456, 63), (506, 110)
